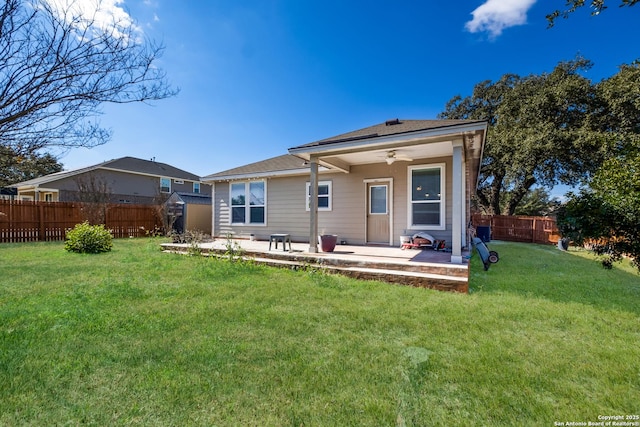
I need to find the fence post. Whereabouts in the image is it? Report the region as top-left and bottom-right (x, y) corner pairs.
(532, 217), (536, 243)
(39, 203), (45, 241)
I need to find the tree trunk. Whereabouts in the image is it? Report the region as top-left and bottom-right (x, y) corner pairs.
(505, 177), (537, 215)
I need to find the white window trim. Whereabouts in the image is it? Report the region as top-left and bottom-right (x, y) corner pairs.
(368, 184), (388, 215)
(229, 180), (267, 226)
(407, 163), (446, 231)
(305, 181), (332, 211)
(160, 177), (171, 193)
(193, 182), (200, 194)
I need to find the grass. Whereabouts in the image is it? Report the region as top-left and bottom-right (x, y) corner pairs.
(0, 238), (638, 426)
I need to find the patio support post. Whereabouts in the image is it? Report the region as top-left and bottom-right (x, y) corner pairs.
(308, 155), (319, 253)
(451, 141), (463, 264)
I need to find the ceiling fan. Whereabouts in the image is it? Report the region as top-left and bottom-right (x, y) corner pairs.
(384, 150), (413, 165)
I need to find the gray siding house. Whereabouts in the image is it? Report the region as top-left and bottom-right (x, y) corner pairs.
(10, 156), (210, 204)
(203, 119), (487, 264)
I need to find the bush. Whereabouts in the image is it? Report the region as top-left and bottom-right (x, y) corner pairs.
(65, 222), (113, 254)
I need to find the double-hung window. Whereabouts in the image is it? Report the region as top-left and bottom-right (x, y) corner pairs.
(193, 182), (200, 194)
(305, 181), (332, 211)
(408, 164), (445, 230)
(160, 177), (171, 193)
(231, 181), (266, 225)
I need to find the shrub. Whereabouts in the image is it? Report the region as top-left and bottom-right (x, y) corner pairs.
(65, 222), (113, 254)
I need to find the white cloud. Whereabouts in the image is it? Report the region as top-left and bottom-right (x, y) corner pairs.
(44, 0), (142, 42)
(465, 0), (537, 39)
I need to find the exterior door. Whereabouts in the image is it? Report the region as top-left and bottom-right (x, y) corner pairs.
(366, 182), (390, 244)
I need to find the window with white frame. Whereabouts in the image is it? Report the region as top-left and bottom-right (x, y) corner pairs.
(305, 181), (332, 211)
(408, 164), (445, 229)
(230, 180), (266, 225)
(193, 182), (200, 194)
(160, 177), (171, 193)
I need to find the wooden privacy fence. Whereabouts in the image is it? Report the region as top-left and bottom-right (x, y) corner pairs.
(471, 213), (560, 245)
(0, 200), (162, 243)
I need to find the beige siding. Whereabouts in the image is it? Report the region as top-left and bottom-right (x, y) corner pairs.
(213, 155), (459, 246)
(185, 204), (212, 234)
(214, 182), (231, 237)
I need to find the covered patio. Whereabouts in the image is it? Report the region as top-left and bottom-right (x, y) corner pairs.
(161, 238), (471, 293)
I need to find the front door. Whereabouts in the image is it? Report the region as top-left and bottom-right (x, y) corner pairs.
(366, 181), (391, 244)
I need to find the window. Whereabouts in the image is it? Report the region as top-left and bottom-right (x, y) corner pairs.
(160, 177), (171, 193)
(305, 181), (332, 211)
(369, 185), (388, 214)
(230, 180), (266, 225)
(44, 193), (54, 202)
(408, 164), (445, 229)
(193, 182), (200, 194)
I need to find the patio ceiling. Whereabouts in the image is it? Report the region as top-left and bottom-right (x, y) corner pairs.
(319, 140), (453, 170)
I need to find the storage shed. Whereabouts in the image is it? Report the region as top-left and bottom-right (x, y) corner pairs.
(166, 192), (212, 235)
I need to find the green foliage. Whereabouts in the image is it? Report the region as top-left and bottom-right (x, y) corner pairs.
(509, 187), (561, 216)
(557, 63), (640, 272)
(557, 187), (639, 271)
(169, 229), (208, 256)
(223, 232), (245, 262)
(441, 58), (605, 215)
(547, 0), (638, 27)
(64, 222), (113, 254)
(0, 146), (63, 187)
(441, 58), (640, 216)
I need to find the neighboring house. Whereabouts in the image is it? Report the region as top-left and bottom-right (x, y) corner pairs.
(9, 156), (210, 204)
(165, 191), (212, 235)
(0, 187), (17, 201)
(203, 119), (487, 264)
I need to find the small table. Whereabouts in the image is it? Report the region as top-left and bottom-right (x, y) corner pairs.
(269, 233), (291, 251)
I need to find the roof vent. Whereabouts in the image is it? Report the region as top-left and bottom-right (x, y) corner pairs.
(385, 118), (401, 126)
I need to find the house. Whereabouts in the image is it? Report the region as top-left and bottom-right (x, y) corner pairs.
(202, 119), (487, 264)
(9, 156), (211, 204)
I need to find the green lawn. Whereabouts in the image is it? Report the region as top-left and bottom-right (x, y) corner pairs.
(1, 238), (638, 426)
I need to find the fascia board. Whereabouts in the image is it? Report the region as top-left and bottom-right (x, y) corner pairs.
(202, 167), (330, 183)
(289, 122), (488, 156)
(99, 166), (203, 182)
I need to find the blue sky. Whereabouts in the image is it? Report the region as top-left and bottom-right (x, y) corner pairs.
(59, 0), (638, 197)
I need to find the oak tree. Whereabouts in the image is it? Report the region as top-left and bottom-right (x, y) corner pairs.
(440, 58), (605, 215)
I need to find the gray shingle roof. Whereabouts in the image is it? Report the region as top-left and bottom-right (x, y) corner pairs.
(290, 119), (486, 150)
(11, 156), (201, 187)
(203, 119), (487, 181)
(173, 192), (212, 205)
(203, 154), (306, 180)
(101, 157), (201, 181)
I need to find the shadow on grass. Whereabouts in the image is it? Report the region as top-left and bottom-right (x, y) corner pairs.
(468, 241), (640, 315)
